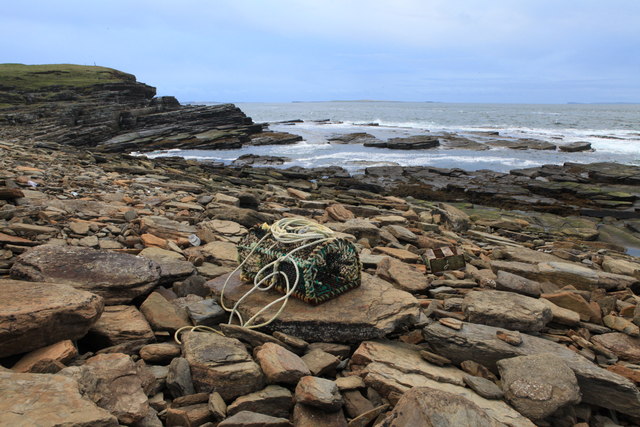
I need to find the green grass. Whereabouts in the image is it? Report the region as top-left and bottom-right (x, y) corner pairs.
(0, 63), (135, 92)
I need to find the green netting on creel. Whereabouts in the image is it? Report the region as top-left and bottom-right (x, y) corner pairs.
(237, 226), (362, 305)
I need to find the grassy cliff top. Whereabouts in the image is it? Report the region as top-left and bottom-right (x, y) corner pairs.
(0, 63), (137, 92)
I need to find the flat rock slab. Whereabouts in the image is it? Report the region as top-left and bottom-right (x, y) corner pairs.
(423, 321), (640, 417)
(0, 372), (118, 426)
(207, 272), (420, 343)
(10, 245), (161, 305)
(0, 279), (103, 358)
(383, 386), (533, 427)
(181, 331), (265, 401)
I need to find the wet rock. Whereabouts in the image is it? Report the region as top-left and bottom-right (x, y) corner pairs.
(88, 305), (155, 348)
(60, 353), (150, 424)
(207, 272), (420, 343)
(227, 385), (293, 418)
(422, 321), (640, 417)
(233, 154), (291, 166)
(497, 354), (581, 420)
(10, 245), (161, 304)
(254, 342), (311, 385)
(462, 290), (552, 332)
(0, 371), (118, 426)
(181, 331), (264, 400)
(0, 279), (103, 358)
(559, 142), (592, 152)
(294, 376), (343, 411)
(328, 132), (379, 144)
(384, 135), (440, 150)
(379, 385), (534, 427)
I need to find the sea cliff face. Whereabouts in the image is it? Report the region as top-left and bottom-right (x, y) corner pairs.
(0, 63), (300, 150)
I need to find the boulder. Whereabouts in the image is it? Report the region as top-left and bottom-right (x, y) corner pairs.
(0, 279), (103, 358)
(462, 290), (552, 332)
(294, 376), (343, 411)
(207, 272), (420, 343)
(227, 385), (293, 418)
(254, 342), (311, 385)
(10, 245), (161, 304)
(181, 331), (264, 400)
(380, 386), (534, 427)
(422, 321), (640, 417)
(60, 353), (150, 424)
(0, 372), (118, 426)
(88, 305), (155, 347)
(497, 354), (581, 420)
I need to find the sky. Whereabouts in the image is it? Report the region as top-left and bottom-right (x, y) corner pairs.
(2, 1), (639, 103)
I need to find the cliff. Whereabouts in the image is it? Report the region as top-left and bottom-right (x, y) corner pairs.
(0, 63), (300, 150)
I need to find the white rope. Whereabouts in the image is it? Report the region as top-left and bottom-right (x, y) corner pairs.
(219, 217), (335, 330)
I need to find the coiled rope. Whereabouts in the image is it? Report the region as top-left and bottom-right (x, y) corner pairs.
(174, 218), (335, 343)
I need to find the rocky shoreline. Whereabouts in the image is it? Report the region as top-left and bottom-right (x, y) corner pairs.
(1, 65), (640, 426)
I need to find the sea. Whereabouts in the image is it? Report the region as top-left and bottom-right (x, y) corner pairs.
(144, 102), (640, 174)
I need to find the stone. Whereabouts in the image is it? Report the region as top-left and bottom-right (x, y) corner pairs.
(139, 247), (195, 283)
(301, 348), (341, 376)
(492, 246), (564, 264)
(166, 357), (196, 398)
(539, 298), (581, 326)
(351, 340), (467, 387)
(0, 279), (103, 358)
(326, 204), (355, 222)
(140, 343), (182, 364)
(496, 330), (522, 346)
(603, 314), (640, 336)
(292, 403), (348, 427)
(463, 374), (504, 400)
(200, 240), (239, 266)
(227, 385), (293, 418)
(422, 321), (640, 417)
(385, 224), (418, 243)
(419, 349), (452, 366)
(602, 256), (640, 278)
(139, 215), (197, 241)
(218, 411), (293, 427)
(177, 295), (226, 326)
(463, 290), (552, 332)
(88, 305), (155, 347)
(11, 340), (77, 373)
(335, 375), (366, 391)
(0, 371), (118, 426)
(272, 331), (309, 353)
(69, 221), (91, 235)
(10, 245), (161, 304)
(308, 342), (352, 358)
(591, 333), (640, 363)
(207, 272), (419, 343)
(295, 376), (343, 411)
(221, 323), (292, 350)
(495, 270), (541, 298)
(434, 203), (470, 232)
(381, 386), (534, 427)
(60, 353), (150, 424)
(140, 291), (191, 332)
(373, 246), (421, 263)
(541, 291), (595, 322)
(497, 354), (581, 420)
(559, 141), (592, 152)
(376, 256), (429, 293)
(254, 342), (311, 385)
(342, 390), (375, 418)
(181, 331), (264, 400)
(348, 404), (389, 427)
(166, 403), (214, 426)
(209, 392), (227, 421)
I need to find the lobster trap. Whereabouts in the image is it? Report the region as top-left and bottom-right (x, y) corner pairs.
(237, 226), (362, 305)
(422, 246), (465, 274)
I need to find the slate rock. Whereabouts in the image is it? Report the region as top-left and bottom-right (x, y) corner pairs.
(10, 245), (161, 304)
(166, 357), (195, 398)
(218, 410), (293, 427)
(295, 376), (343, 411)
(292, 403), (348, 427)
(140, 342), (182, 364)
(495, 270), (541, 298)
(181, 331), (265, 400)
(463, 374), (504, 400)
(11, 340), (78, 373)
(380, 386), (534, 427)
(463, 290), (552, 332)
(140, 291), (191, 332)
(0, 279), (103, 358)
(227, 385), (293, 418)
(88, 305), (155, 347)
(422, 321), (640, 417)
(591, 332), (640, 363)
(0, 371), (118, 426)
(497, 354), (581, 420)
(207, 272), (419, 343)
(60, 353), (150, 424)
(254, 342), (311, 385)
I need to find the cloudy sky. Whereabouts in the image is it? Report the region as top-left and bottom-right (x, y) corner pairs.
(2, 1), (639, 103)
